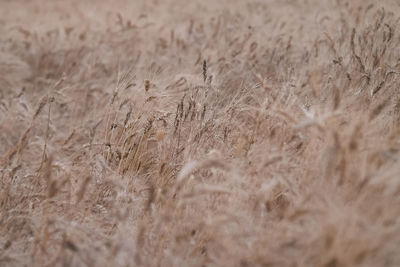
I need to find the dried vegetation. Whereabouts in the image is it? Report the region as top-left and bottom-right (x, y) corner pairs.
(1, 0), (400, 266)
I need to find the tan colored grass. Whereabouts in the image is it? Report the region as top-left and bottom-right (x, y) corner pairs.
(1, 0), (400, 266)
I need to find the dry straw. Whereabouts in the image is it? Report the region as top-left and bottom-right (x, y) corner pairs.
(1, 1), (400, 267)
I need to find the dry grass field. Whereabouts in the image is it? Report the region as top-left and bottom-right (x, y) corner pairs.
(1, 0), (400, 266)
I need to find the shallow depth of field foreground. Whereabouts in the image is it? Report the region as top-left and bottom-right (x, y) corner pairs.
(1, 0), (400, 266)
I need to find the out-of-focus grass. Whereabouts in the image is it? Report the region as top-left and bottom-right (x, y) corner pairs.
(1, 1), (400, 266)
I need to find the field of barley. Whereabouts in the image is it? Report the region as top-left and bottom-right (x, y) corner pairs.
(1, 0), (400, 266)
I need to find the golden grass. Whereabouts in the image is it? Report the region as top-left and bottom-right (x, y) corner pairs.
(1, 0), (400, 266)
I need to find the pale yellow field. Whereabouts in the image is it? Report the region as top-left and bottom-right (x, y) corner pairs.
(1, 0), (400, 266)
